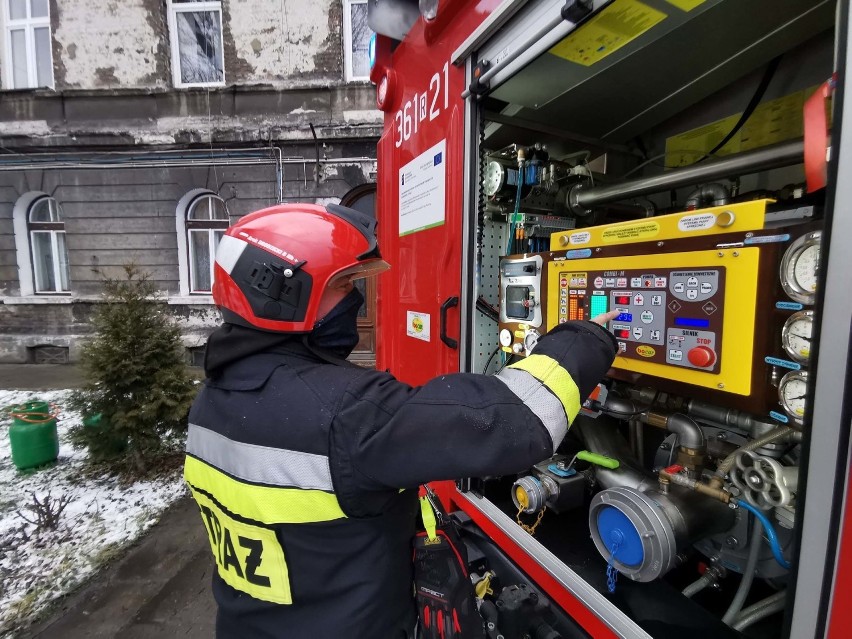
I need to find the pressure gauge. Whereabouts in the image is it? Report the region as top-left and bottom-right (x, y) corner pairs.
(499, 328), (513, 347)
(780, 230), (821, 305)
(781, 310), (814, 364)
(778, 370), (809, 425)
(483, 161), (507, 197)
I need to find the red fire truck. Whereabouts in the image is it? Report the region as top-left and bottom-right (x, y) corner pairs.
(368, 1), (851, 637)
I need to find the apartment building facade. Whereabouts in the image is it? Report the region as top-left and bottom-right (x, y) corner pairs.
(0, 0), (382, 366)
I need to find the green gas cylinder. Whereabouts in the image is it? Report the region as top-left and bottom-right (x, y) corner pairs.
(8, 412), (59, 470)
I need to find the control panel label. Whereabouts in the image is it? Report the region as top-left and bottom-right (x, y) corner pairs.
(601, 221), (660, 243)
(566, 249), (592, 259)
(677, 213), (716, 231)
(569, 231), (591, 245)
(769, 411), (790, 424)
(765, 356), (801, 371)
(776, 301), (804, 311)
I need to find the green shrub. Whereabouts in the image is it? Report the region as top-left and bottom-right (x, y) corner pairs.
(69, 265), (197, 472)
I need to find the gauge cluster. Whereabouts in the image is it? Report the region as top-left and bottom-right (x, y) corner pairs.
(775, 228), (821, 427)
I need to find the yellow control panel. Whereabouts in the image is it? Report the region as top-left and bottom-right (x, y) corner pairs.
(546, 249), (760, 396)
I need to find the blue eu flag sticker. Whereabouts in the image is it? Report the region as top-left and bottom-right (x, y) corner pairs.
(433, 152), (443, 166)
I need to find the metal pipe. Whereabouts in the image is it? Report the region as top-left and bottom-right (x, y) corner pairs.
(574, 416), (658, 492)
(660, 413), (706, 451)
(567, 140), (804, 213)
(685, 183), (730, 209)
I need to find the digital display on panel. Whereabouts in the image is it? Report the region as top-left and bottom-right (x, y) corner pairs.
(590, 295), (609, 318)
(674, 317), (710, 328)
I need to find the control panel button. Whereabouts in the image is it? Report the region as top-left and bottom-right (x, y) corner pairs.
(687, 345), (717, 368)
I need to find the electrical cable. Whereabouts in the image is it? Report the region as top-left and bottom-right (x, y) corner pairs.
(696, 56), (782, 163)
(620, 55), (783, 178)
(483, 345), (502, 375)
(734, 499), (792, 570)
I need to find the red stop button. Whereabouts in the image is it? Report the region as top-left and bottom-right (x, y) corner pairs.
(687, 345), (716, 368)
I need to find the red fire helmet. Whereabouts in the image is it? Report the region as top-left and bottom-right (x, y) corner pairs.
(212, 203), (389, 332)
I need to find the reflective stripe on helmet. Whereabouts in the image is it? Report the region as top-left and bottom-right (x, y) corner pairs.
(495, 354), (581, 450)
(216, 234), (247, 275)
(187, 424), (334, 492)
(184, 455), (347, 524)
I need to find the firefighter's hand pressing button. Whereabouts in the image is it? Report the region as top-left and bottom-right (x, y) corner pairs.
(590, 310), (621, 326)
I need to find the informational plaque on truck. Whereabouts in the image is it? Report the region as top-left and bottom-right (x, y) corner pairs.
(398, 139), (446, 236)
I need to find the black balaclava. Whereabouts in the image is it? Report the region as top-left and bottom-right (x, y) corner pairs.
(307, 286), (364, 359)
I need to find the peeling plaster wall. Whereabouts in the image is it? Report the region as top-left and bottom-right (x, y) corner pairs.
(52, 0), (167, 89)
(227, 0), (337, 82)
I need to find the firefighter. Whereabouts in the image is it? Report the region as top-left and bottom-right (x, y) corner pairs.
(184, 202), (618, 639)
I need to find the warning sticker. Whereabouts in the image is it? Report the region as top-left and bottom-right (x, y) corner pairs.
(549, 0), (667, 67)
(665, 86), (821, 167)
(601, 221), (660, 243)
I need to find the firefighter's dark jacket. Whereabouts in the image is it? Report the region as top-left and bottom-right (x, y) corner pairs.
(184, 320), (617, 639)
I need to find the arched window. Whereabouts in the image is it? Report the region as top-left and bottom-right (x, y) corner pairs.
(28, 196), (70, 293)
(185, 194), (229, 293)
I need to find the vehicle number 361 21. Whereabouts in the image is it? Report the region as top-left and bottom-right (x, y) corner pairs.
(394, 61), (450, 148)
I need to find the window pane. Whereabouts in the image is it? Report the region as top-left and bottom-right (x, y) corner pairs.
(188, 194), (228, 221)
(350, 2), (370, 79)
(56, 231), (70, 291)
(34, 27), (53, 87)
(30, 0), (48, 18)
(10, 30), (28, 88)
(32, 231), (55, 292)
(29, 197), (60, 222)
(176, 11), (224, 84)
(9, 0), (26, 20)
(190, 230), (212, 292)
(210, 197), (228, 220)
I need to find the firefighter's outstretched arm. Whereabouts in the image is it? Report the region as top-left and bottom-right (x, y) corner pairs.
(331, 316), (618, 491)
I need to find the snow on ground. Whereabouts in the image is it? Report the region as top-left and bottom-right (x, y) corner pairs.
(0, 389), (187, 637)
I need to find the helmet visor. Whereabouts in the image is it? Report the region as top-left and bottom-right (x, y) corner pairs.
(326, 260), (390, 288)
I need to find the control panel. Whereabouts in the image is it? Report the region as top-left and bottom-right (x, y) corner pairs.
(556, 267), (726, 373)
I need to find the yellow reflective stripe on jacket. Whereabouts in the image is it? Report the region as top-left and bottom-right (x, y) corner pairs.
(184, 455), (346, 525)
(191, 486), (293, 604)
(508, 354), (582, 422)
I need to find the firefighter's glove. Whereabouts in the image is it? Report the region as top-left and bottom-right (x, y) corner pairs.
(530, 321), (618, 400)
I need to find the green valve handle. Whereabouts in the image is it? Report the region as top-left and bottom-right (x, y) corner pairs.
(576, 451), (620, 469)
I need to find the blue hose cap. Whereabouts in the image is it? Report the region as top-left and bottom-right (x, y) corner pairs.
(596, 507), (644, 566)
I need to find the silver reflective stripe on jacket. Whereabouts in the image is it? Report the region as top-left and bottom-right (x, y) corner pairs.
(187, 423), (334, 491)
(495, 367), (569, 450)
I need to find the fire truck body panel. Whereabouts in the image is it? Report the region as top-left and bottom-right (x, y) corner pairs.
(370, 1), (852, 636)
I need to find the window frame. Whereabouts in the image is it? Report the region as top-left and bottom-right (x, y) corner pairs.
(343, 0), (370, 83)
(177, 191), (229, 296)
(166, 0), (226, 89)
(2, 0), (54, 90)
(27, 196), (70, 295)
